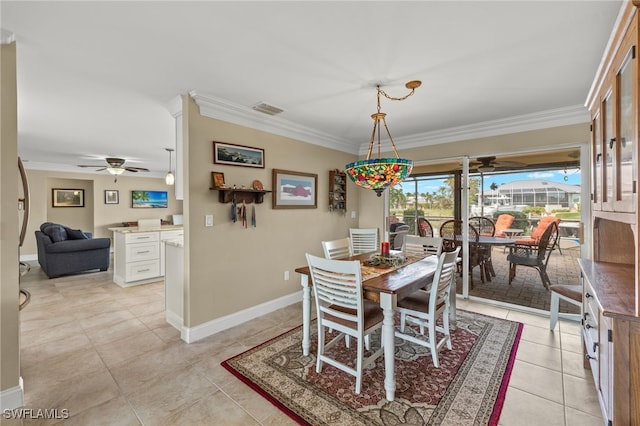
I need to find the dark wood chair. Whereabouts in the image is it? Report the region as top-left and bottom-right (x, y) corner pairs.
(469, 216), (497, 280)
(507, 221), (559, 290)
(439, 219), (485, 286)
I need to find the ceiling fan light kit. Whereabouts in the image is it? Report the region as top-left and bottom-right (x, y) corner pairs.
(345, 80), (420, 197)
(77, 156), (150, 182)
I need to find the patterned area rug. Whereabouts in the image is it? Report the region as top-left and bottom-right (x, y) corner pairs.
(222, 310), (522, 426)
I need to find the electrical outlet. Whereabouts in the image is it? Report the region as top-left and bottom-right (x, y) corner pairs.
(205, 215), (214, 227)
(284, 270), (290, 281)
(351, 211), (356, 219)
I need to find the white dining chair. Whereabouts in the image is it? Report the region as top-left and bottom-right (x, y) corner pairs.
(349, 228), (379, 254)
(321, 237), (352, 259)
(394, 247), (460, 368)
(402, 236), (443, 258)
(305, 253), (384, 394)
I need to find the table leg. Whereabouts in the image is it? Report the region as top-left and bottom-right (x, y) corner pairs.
(380, 292), (396, 401)
(449, 278), (457, 329)
(301, 275), (311, 357)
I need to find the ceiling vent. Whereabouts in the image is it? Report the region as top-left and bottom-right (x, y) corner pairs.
(251, 102), (284, 116)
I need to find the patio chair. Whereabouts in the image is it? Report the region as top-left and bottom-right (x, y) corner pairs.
(402, 235), (443, 258)
(349, 228), (379, 254)
(514, 216), (562, 254)
(507, 221), (559, 290)
(469, 216), (496, 236)
(494, 214), (515, 238)
(305, 253), (384, 394)
(321, 237), (351, 259)
(417, 217), (434, 237)
(439, 219), (485, 286)
(394, 247), (460, 367)
(390, 224), (410, 250)
(469, 216), (498, 280)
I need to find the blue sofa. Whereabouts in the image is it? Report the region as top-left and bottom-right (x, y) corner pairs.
(35, 222), (111, 278)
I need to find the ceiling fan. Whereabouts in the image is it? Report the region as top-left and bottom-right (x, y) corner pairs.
(78, 157), (149, 182)
(468, 156), (526, 173)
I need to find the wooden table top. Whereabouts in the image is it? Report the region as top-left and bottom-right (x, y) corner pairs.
(295, 253), (439, 304)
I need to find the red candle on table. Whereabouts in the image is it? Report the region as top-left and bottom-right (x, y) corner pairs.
(381, 241), (390, 256)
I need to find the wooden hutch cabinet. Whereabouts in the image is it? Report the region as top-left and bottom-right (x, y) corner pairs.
(584, 1), (640, 424)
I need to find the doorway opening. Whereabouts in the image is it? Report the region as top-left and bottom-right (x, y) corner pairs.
(389, 149), (582, 315)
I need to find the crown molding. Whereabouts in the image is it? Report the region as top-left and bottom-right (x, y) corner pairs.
(1, 29), (15, 45)
(374, 105), (590, 155)
(165, 95), (184, 118)
(187, 91), (589, 156)
(189, 91), (357, 154)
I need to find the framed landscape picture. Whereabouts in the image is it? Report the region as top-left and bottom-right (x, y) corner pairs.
(213, 141), (265, 168)
(272, 169), (317, 209)
(104, 190), (119, 204)
(52, 188), (84, 207)
(131, 190), (168, 208)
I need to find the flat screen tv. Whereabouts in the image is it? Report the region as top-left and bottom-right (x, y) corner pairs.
(131, 190), (168, 208)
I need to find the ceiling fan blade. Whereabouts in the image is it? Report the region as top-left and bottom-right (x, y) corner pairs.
(494, 160), (526, 167)
(77, 164), (103, 168)
(124, 166), (149, 172)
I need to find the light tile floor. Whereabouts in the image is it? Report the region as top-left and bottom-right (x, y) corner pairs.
(11, 263), (603, 425)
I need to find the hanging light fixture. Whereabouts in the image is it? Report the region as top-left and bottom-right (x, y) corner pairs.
(165, 148), (175, 185)
(345, 80), (421, 197)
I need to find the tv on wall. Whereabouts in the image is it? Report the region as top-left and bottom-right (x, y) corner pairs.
(131, 190), (168, 208)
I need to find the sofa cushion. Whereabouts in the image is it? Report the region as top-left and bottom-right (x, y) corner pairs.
(66, 228), (89, 240)
(41, 224), (67, 242)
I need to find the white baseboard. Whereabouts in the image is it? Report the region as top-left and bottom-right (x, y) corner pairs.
(19, 254), (37, 262)
(0, 377), (24, 410)
(182, 290), (302, 343)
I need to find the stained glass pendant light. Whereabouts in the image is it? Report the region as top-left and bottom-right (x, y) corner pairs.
(345, 80), (420, 197)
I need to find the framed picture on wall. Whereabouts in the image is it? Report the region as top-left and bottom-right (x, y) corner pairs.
(131, 190), (168, 208)
(52, 188), (84, 207)
(211, 171), (226, 188)
(104, 190), (119, 204)
(272, 169), (317, 209)
(213, 141), (265, 168)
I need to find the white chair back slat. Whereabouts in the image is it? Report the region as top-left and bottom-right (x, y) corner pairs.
(349, 228), (379, 254)
(402, 236), (443, 258)
(322, 237), (352, 259)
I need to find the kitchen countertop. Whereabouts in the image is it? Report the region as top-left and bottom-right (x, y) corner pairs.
(108, 225), (183, 233)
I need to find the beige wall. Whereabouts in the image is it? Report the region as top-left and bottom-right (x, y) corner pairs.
(183, 94), (590, 329)
(21, 170), (183, 256)
(184, 96), (360, 327)
(1, 41), (20, 399)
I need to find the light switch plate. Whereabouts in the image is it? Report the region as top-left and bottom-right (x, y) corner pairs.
(205, 215), (214, 227)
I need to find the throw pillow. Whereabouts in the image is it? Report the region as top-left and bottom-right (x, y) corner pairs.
(42, 224), (67, 242)
(66, 228), (89, 240)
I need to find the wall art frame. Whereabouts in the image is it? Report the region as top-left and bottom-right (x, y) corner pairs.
(131, 190), (168, 208)
(104, 189), (119, 204)
(272, 169), (317, 209)
(52, 188), (84, 207)
(212, 171), (226, 188)
(213, 141), (265, 168)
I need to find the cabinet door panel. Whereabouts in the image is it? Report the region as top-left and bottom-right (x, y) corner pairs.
(616, 46), (636, 212)
(603, 90), (615, 210)
(592, 112), (602, 210)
